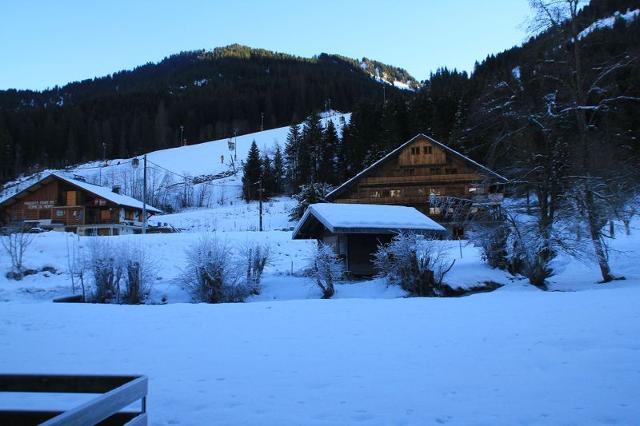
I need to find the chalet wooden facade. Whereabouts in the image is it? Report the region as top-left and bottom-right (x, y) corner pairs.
(0, 173), (161, 235)
(326, 134), (508, 234)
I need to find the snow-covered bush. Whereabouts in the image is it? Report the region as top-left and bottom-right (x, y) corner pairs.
(87, 239), (122, 303)
(474, 222), (511, 270)
(374, 232), (455, 296)
(503, 215), (553, 289)
(1, 226), (33, 280)
(86, 240), (153, 304)
(239, 242), (270, 295)
(182, 236), (247, 303)
(121, 244), (153, 304)
(310, 242), (344, 299)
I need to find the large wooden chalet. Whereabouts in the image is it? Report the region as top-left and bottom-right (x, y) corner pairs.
(0, 173), (161, 235)
(326, 134), (508, 235)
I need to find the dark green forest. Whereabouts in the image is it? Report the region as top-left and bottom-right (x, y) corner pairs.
(1, 0), (639, 193)
(0, 44), (414, 181)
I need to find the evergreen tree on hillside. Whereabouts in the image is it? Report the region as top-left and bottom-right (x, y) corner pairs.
(242, 141), (262, 201)
(284, 124), (302, 192)
(318, 119), (339, 184)
(272, 144), (284, 194)
(301, 111), (323, 183)
(261, 154), (275, 198)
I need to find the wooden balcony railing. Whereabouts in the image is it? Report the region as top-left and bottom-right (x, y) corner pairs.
(0, 374), (148, 426)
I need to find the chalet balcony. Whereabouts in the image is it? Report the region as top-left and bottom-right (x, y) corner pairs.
(359, 173), (485, 187)
(471, 193), (504, 205)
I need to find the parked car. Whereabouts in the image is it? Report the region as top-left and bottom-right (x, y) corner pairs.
(27, 226), (48, 234)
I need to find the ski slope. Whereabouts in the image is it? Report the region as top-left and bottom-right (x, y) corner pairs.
(0, 111), (351, 204)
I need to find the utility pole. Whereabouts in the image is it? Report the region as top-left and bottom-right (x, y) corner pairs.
(142, 154), (147, 234)
(180, 126), (184, 147)
(260, 112), (264, 132)
(99, 141), (106, 186)
(233, 129), (238, 166)
(258, 178), (263, 232)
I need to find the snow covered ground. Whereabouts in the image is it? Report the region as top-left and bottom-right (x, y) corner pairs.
(1, 280), (639, 425)
(1, 196), (640, 424)
(2, 111), (640, 423)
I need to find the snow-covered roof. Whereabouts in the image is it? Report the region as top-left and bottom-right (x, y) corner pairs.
(1, 173), (162, 213)
(52, 173), (162, 213)
(292, 203), (445, 238)
(326, 134), (508, 201)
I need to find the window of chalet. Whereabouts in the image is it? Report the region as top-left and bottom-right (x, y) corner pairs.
(445, 168), (458, 174)
(422, 146), (432, 154)
(469, 184), (484, 194)
(371, 190), (382, 198)
(382, 189), (390, 197)
(390, 189), (401, 198)
(429, 207), (442, 215)
(410, 147), (419, 155)
(55, 209), (65, 217)
(430, 167), (441, 175)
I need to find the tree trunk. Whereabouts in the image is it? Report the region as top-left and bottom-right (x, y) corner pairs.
(623, 219), (631, 236)
(585, 189), (613, 283)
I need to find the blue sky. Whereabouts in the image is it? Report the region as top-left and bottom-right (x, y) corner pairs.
(0, 0), (531, 90)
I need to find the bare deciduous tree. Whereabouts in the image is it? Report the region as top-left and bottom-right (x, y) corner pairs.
(1, 226), (33, 280)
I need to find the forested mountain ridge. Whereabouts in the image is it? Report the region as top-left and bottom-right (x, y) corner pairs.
(1, 0), (639, 189)
(0, 44), (414, 181)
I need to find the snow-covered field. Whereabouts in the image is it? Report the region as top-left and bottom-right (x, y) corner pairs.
(2, 111), (640, 424)
(1, 195), (640, 425)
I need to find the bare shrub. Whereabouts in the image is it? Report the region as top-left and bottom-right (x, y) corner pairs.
(310, 243), (344, 299)
(1, 226), (34, 280)
(240, 242), (270, 295)
(475, 222), (510, 270)
(182, 236), (247, 303)
(85, 240), (153, 304)
(374, 232), (455, 296)
(65, 233), (87, 299)
(87, 239), (122, 303)
(121, 244), (153, 304)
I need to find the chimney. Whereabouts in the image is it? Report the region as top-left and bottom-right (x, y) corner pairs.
(112, 185), (121, 194)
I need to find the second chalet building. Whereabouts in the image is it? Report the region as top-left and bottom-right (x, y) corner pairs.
(325, 134), (508, 235)
(0, 173), (161, 235)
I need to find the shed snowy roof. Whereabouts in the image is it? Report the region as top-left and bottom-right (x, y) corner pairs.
(0, 173), (162, 213)
(292, 203), (445, 238)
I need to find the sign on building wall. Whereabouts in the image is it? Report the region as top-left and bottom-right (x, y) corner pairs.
(24, 200), (55, 209)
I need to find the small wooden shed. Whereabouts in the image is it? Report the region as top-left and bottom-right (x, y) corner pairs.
(292, 203), (446, 276)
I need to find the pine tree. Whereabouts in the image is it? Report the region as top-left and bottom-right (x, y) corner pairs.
(284, 124), (301, 192)
(242, 141), (262, 201)
(301, 111), (323, 184)
(272, 144), (285, 194)
(261, 154), (275, 198)
(318, 119), (339, 184)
